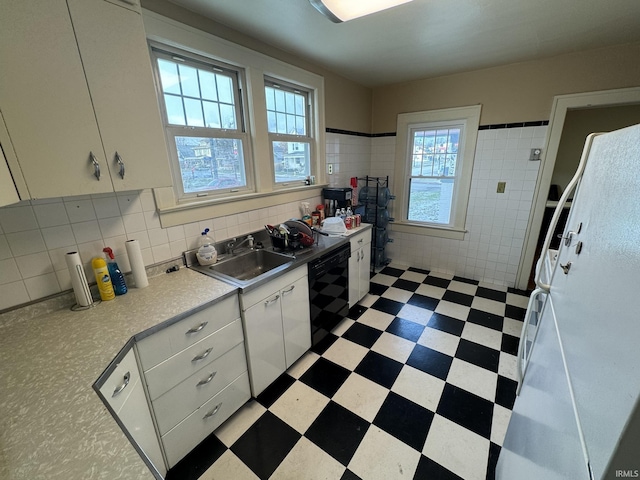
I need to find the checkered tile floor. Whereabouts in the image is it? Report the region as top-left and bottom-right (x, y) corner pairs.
(166, 265), (529, 480)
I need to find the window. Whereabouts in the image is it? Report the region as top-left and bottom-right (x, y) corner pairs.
(393, 106), (481, 240)
(152, 47), (252, 199)
(265, 79), (312, 185)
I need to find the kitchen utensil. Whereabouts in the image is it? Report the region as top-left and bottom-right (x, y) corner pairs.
(300, 232), (315, 246)
(285, 219), (313, 237)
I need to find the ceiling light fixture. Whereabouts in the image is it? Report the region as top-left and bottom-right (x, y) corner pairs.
(310, 0), (414, 23)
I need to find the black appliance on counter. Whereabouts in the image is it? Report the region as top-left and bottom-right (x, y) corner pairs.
(308, 243), (350, 346)
(322, 187), (352, 217)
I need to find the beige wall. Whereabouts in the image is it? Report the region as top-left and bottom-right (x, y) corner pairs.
(552, 104), (640, 193)
(141, 0), (372, 134)
(372, 42), (640, 133)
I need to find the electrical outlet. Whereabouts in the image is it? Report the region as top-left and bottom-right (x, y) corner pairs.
(530, 148), (542, 161)
(327, 163), (333, 174)
(497, 181), (506, 193)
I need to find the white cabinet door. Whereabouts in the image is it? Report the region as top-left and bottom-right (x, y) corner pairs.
(349, 229), (371, 307)
(281, 276), (311, 369)
(68, 0), (172, 192)
(98, 347), (166, 477)
(243, 290), (287, 396)
(0, 0), (112, 199)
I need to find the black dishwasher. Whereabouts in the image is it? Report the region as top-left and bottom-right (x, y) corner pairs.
(308, 243), (351, 346)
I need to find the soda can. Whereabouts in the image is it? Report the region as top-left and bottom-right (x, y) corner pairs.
(345, 216), (353, 229)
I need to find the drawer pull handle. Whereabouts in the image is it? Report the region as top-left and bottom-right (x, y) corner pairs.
(196, 371), (217, 387)
(186, 321), (208, 335)
(203, 402), (223, 420)
(282, 285), (295, 295)
(192, 348), (213, 362)
(112, 371), (130, 397)
(358, 239), (363, 244)
(115, 151), (125, 179)
(264, 294), (280, 306)
(90, 152), (101, 181)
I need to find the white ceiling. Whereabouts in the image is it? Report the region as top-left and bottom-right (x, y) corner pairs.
(166, 0), (640, 87)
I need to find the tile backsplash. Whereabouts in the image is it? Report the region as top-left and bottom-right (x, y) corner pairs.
(0, 127), (546, 310)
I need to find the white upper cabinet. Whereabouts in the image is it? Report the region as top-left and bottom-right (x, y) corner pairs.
(0, 0), (171, 200)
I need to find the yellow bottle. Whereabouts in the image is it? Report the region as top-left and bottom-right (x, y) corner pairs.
(92, 257), (115, 301)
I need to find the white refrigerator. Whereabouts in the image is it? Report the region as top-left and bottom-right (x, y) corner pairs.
(497, 123), (640, 480)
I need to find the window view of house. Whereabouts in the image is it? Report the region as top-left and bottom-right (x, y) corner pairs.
(154, 51), (248, 196)
(408, 127), (461, 225)
(265, 83), (312, 183)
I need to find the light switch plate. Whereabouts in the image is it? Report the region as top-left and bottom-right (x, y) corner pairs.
(497, 181), (506, 193)
(327, 163), (333, 174)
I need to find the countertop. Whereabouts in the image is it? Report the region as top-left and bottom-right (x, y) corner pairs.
(0, 223), (372, 479)
(0, 268), (236, 480)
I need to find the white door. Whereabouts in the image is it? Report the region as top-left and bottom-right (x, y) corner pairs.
(281, 276), (311, 368)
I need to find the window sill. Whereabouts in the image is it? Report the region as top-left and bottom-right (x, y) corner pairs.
(154, 184), (326, 227)
(390, 221), (467, 240)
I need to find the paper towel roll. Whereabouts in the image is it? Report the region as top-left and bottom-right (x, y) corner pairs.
(65, 251), (93, 307)
(126, 239), (148, 288)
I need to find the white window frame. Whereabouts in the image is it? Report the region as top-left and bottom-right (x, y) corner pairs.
(265, 77), (314, 188)
(142, 10), (326, 227)
(150, 45), (254, 201)
(393, 105), (481, 240)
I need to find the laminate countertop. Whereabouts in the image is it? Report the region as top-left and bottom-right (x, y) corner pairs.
(0, 267), (236, 480)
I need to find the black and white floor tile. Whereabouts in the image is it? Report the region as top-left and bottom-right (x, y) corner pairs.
(166, 265), (529, 480)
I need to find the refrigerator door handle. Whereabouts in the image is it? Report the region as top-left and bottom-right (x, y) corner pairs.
(535, 133), (601, 292)
(516, 288), (547, 395)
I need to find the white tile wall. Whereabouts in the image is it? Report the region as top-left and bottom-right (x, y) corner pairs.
(0, 127), (545, 309)
(0, 190), (321, 311)
(384, 126), (547, 286)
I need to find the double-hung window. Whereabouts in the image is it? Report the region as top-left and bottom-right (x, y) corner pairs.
(394, 105), (481, 240)
(265, 79), (313, 186)
(152, 46), (251, 200)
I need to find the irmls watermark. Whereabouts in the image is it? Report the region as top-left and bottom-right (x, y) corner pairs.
(616, 470), (639, 478)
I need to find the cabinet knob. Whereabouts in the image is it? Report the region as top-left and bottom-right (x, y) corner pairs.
(191, 347), (213, 362)
(90, 152), (100, 181)
(196, 371), (217, 387)
(185, 321), (208, 335)
(115, 152), (125, 179)
(112, 371), (130, 397)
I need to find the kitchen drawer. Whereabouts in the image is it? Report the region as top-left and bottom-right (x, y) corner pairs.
(152, 342), (248, 435)
(98, 347), (140, 415)
(144, 319), (244, 401)
(240, 265), (307, 310)
(137, 294), (240, 370)
(161, 371), (251, 468)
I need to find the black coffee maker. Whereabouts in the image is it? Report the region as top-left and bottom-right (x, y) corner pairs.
(322, 187), (352, 217)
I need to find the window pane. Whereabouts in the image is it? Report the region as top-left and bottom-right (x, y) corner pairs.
(285, 92), (295, 113)
(184, 98), (204, 127)
(158, 59), (181, 95)
(216, 74), (234, 104)
(265, 87), (275, 111)
(203, 101), (221, 128)
(408, 178), (454, 224)
(219, 104), (237, 129)
(295, 95), (305, 116)
(274, 89), (286, 112)
(178, 65), (200, 98)
(199, 70), (217, 101)
(267, 111), (277, 132)
(286, 114), (296, 134)
(276, 113), (287, 134)
(175, 136), (246, 193)
(164, 94), (185, 125)
(273, 141), (310, 183)
(295, 116), (306, 136)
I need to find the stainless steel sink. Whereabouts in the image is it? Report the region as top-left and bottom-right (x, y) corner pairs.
(207, 249), (293, 283)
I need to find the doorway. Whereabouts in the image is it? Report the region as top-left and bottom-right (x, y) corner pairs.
(517, 87), (640, 291)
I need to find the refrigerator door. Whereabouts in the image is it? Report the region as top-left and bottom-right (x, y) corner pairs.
(548, 124), (640, 478)
(497, 295), (591, 480)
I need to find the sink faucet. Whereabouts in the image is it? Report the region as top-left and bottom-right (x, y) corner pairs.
(227, 235), (254, 255)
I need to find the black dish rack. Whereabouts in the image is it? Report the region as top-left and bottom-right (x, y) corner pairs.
(356, 176), (394, 270)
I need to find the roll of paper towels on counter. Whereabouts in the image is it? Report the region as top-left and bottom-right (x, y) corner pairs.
(125, 239), (148, 288)
(65, 251), (93, 308)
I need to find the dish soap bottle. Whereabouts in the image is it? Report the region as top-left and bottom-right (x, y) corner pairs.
(92, 257), (115, 301)
(196, 228), (217, 266)
(103, 247), (127, 295)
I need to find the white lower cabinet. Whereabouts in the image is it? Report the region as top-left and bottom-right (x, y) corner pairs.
(241, 266), (311, 396)
(96, 347), (166, 477)
(95, 294), (251, 474)
(349, 228), (372, 308)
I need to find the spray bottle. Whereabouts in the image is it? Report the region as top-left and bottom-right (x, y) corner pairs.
(103, 247), (127, 295)
(92, 257), (115, 301)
